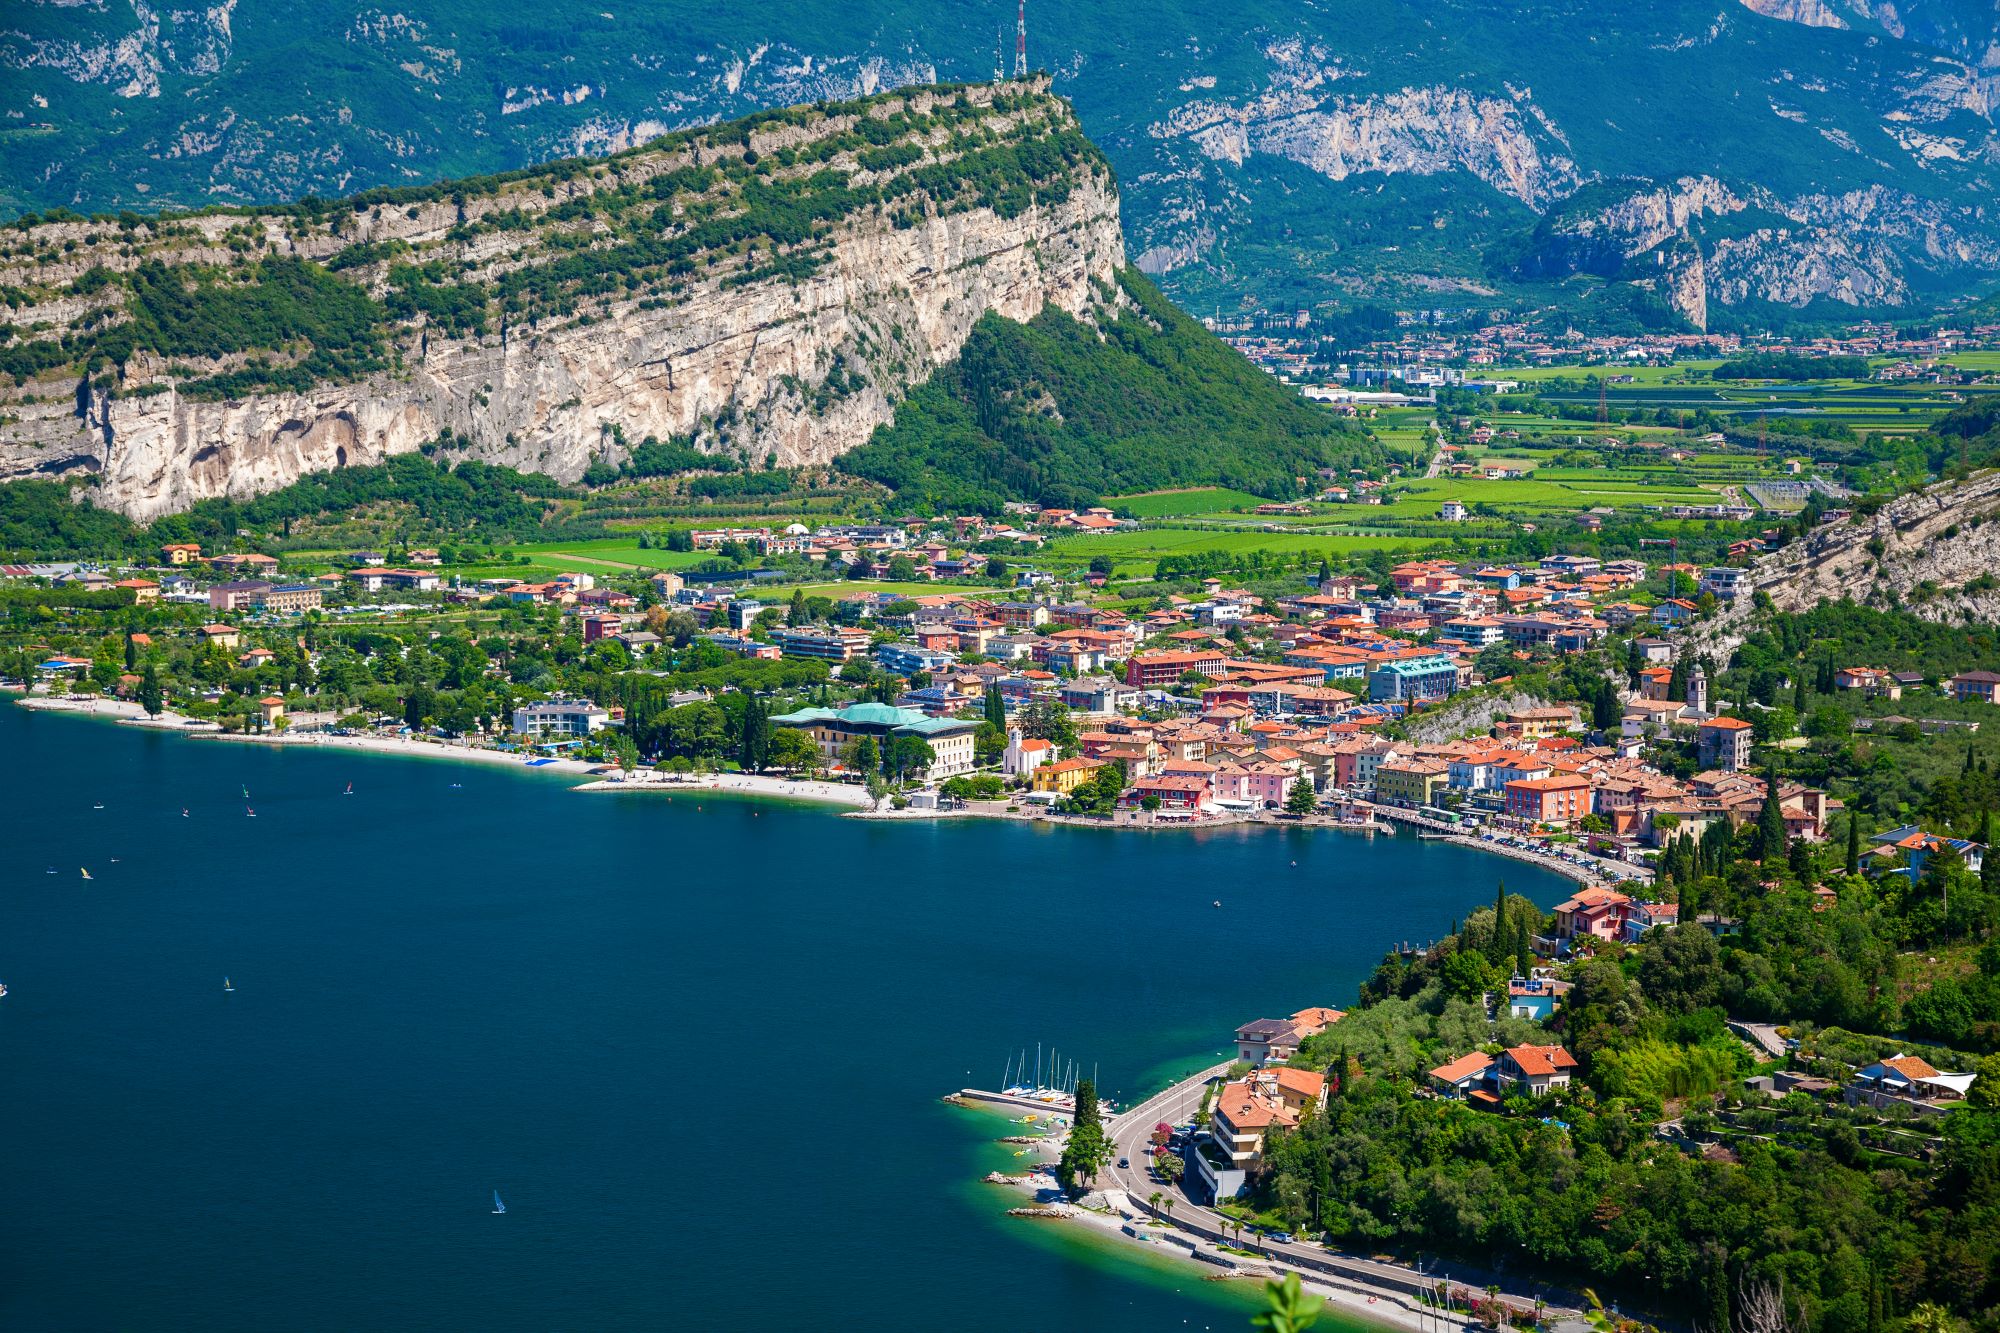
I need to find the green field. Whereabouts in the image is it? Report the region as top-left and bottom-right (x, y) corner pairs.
(1104, 487), (1277, 517)
(1045, 528), (1443, 563)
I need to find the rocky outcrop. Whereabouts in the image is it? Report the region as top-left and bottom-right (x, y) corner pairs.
(0, 80), (1124, 522)
(1688, 470), (2000, 661)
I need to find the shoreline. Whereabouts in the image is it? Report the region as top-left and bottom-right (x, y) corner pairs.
(3, 692), (1641, 880)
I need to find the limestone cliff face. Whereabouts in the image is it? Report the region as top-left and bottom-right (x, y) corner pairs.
(1688, 469), (2000, 662)
(0, 80), (1124, 522)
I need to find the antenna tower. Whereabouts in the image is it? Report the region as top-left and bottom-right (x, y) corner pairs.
(1014, 0), (1027, 77)
(994, 27), (1005, 82)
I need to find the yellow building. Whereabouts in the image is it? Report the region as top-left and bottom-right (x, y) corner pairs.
(1032, 757), (1107, 794)
(1373, 758), (1450, 808)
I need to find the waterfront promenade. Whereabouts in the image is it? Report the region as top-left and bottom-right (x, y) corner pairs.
(1096, 1066), (1582, 1328)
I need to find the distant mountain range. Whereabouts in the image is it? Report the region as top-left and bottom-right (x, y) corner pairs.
(4, 1), (2000, 329)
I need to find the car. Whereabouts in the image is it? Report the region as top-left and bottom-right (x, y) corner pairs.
(1268, 1231), (1294, 1244)
(1117, 1157), (1129, 1169)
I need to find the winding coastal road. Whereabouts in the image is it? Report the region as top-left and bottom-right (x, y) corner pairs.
(1097, 1066), (1579, 1325)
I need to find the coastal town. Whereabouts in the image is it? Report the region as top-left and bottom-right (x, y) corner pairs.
(1, 512), (1924, 893)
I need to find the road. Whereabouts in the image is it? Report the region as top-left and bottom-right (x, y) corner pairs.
(1097, 1065), (1577, 1323)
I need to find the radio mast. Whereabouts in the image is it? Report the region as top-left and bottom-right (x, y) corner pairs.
(1014, 0), (1027, 77)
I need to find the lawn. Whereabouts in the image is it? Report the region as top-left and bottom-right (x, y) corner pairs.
(1044, 528), (1443, 563)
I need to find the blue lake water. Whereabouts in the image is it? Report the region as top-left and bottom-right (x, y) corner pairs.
(0, 702), (1570, 1330)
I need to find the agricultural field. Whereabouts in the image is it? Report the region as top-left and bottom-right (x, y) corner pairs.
(1044, 527), (1443, 565)
(1103, 487), (1276, 517)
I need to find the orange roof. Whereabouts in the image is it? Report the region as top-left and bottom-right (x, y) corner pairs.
(1702, 716), (1754, 730)
(1430, 1052), (1494, 1083)
(1881, 1055), (1940, 1080)
(1270, 1068), (1327, 1100)
(1214, 1082), (1294, 1130)
(1506, 1043), (1578, 1077)
(1291, 1006), (1344, 1031)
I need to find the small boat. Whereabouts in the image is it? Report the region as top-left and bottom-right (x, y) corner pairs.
(92, 803), (104, 810)
(344, 782), (353, 795)
(223, 977), (233, 993)
(0, 982), (9, 998)
(491, 1190), (506, 1215)
(246, 807), (256, 818)
(242, 785), (250, 799)
(181, 808), (189, 818)
(80, 868), (92, 880)
(1212, 899), (1221, 908)
(45, 866), (57, 875)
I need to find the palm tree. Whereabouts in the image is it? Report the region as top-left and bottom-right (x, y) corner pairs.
(1148, 1190), (1163, 1217)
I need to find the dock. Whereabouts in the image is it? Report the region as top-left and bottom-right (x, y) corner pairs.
(950, 1087), (1113, 1117)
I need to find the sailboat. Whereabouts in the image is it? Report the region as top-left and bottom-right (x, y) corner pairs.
(344, 781), (353, 796)
(242, 785), (250, 800)
(223, 977), (233, 993)
(80, 868), (92, 880)
(246, 807), (256, 818)
(491, 1190), (506, 1215)
(181, 808), (189, 818)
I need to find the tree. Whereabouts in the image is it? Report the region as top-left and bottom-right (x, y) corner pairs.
(1846, 813), (1862, 876)
(1968, 1054), (2000, 1111)
(1285, 779), (1318, 815)
(1757, 777), (1788, 863)
(738, 694), (771, 771)
(882, 734), (936, 783)
(137, 662), (163, 717)
(1638, 923), (1723, 1014)
(983, 684), (1006, 733)
(768, 728), (818, 775)
(1056, 1076), (1112, 1197)
(843, 736), (879, 775)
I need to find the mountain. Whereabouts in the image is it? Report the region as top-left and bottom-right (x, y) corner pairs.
(0, 80), (1370, 522)
(5, 2), (2000, 329)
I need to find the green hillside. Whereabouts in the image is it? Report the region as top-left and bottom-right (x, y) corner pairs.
(837, 269), (1377, 512)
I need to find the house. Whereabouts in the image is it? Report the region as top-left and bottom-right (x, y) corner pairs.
(1503, 974), (1572, 1021)
(1847, 1054), (1978, 1113)
(1835, 667), (1902, 701)
(114, 578), (160, 604)
(1497, 1043), (1578, 1095)
(771, 626), (872, 663)
(1124, 650), (1227, 688)
(1697, 716), (1755, 771)
(160, 543), (202, 565)
(512, 699), (611, 739)
(1002, 733), (1055, 778)
(1439, 499), (1470, 522)
(1374, 757), (1452, 808)
(1234, 1018), (1301, 1065)
(258, 695), (286, 727)
(1950, 671), (2000, 704)
(1650, 599), (1698, 628)
(199, 623), (240, 650)
(1429, 1051), (1496, 1100)
(1552, 886), (1634, 943)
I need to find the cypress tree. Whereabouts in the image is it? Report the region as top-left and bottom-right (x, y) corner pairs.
(1758, 773), (1788, 863)
(984, 684), (1006, 732)
(1846, 812), (1862, 876)
(1704, 1251), (1731, 1333)
(1514, 917), (1533, 978)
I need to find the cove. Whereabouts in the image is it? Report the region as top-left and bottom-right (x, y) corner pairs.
(0, 702), (1572, 1330)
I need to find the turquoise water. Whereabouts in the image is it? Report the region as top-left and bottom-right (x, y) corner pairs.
(0, 703), (1571, 1330)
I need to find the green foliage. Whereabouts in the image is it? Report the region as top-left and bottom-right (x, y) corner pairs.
(838, 269), (1379, 512)
(1712, 353), (1871, 381)
(1056, 1076), (1111, 1197)
(0, 480), (143, 558)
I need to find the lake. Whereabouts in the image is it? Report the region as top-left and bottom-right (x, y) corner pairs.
(0, 702), (1570, 1330)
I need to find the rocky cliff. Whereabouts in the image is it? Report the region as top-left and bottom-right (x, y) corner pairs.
(0, 79), (1123, 521)
(1688, 468), (2000, 661)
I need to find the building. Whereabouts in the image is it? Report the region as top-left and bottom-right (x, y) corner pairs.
(1002, 733), (1056, 778)
(199, 623), (240, 650)
(114, 578), (160, 604)
(1504, 774), (1593, 825)
(1950, 671), (2000, 704)
(1700, 566), (1749, 602)
(1847, 1054), (1978, 1114)
(1553, 886), (1634, 942)
(1124, 650), (1227, 688)
(769, 702), (978, 778)
(1031, 756), (1108, 795)
(259, 584), (323, 615)
(209, 580), (273, 613)
(771, 626), (872, 663)
(1374, 757), (1451, 808)
(1497, 1043), (1578, 1095)
(1697, 716), (1754, 771)
(1368, 655), (1458, 704)
(258, 695), (286, 728)
(1439, 499), (1470, 522)
(160, 543), (202, 565)
(511, 699), (611, 739)
(1503, 974), (1572, 1021)
(1429, 1051), (1495, 1100)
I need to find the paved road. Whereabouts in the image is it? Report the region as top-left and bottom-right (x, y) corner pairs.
(1098, 1065), (1575, 1321)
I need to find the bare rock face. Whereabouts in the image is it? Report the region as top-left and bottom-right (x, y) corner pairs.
(1688, 469), (2000, 662)
(0, 80), (1124, 522)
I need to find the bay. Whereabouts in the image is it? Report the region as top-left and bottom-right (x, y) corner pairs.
(0, 702), (1571, 1330)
